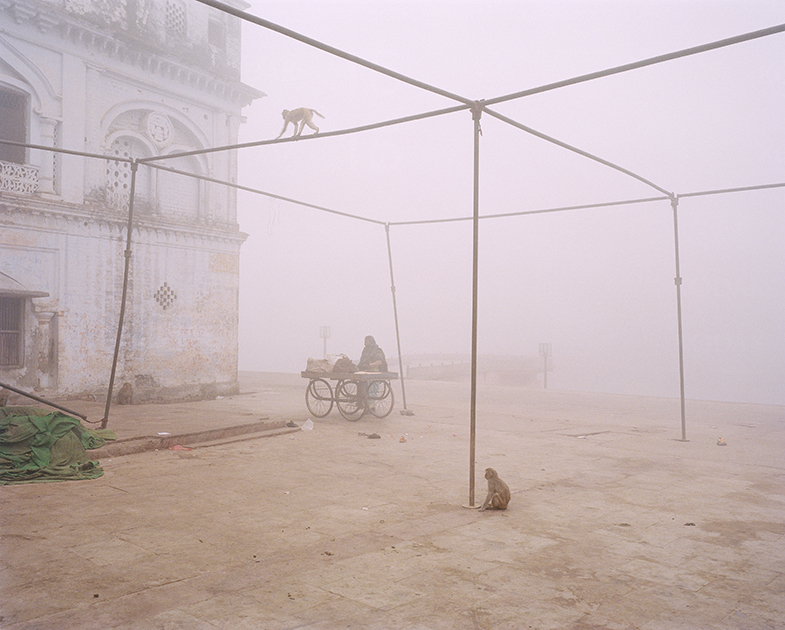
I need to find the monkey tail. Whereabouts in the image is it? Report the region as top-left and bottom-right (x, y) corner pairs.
(312, 110), (325, 118)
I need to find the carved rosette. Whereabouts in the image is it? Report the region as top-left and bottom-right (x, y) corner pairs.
(145, 112), (174, 149)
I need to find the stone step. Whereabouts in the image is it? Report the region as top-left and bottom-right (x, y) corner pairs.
(92, 418), (296, 458)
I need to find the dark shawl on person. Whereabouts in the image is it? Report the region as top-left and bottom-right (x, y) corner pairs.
(358, 336), (388, 372)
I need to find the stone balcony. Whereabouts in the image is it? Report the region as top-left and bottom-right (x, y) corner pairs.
(0, 160), (39, 194)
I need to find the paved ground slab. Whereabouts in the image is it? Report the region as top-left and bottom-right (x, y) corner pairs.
(1, 373), (783, 629)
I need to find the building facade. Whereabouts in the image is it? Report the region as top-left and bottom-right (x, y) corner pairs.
(0, 0), (263, 401)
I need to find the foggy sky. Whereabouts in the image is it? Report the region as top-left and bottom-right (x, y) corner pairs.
(232, 0), (785, 406)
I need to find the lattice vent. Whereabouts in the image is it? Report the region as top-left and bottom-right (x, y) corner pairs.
(165, 1), (186, 35)
(106, 139), (133, 208)
(154, 282), (177, 310)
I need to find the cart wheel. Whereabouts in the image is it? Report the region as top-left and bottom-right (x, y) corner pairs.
(305, 378), (333, 418)
(336, 380), (366, 421)
(368, 380), (394, 418)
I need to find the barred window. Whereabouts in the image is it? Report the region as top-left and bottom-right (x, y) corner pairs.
(0, 88), (27, 165)
(0, 297), (23, 367)
(165, 1), (186, 36)
(208, 19), (226, 49)
(157, 153), (200, 218)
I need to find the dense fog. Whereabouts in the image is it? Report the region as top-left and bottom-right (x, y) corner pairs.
(233, 0), (785, 405)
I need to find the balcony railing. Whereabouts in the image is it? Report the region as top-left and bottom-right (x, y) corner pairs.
(0, 160), (39, 194)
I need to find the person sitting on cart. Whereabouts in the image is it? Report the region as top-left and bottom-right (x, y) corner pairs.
(358, 335), (388, 372)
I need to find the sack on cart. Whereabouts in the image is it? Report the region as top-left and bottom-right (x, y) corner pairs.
(305, 357), (331, 373)
(333, 355), (358, 373)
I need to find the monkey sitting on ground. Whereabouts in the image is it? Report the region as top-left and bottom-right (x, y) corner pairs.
(480, 467), (511, 511)
(275, 107), (324, 139)
(117, 382), (133, 405)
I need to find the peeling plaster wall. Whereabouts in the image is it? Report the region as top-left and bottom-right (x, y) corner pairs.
(0, 221), (61, 391)
(124, 231), (243, 401)
(0, 199), (245, 399)
(0, 0), (262, 401)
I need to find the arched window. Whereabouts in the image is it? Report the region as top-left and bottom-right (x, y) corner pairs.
(103, 109), (206, 217)
(0, 86), (27, 165)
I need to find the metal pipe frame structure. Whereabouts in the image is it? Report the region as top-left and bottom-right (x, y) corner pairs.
(2, 16), (783, 503)
(467, 102), (482, 507)
(670, 197), (688, 442)
(140, 10), (785, 505)
(0, 380), (87, 421)
(384, 224), (412, 415)
(101, 160), (139, 429)
(7, 140), (780, 437)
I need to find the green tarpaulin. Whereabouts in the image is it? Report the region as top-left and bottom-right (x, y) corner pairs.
(0, 407), (115, 485)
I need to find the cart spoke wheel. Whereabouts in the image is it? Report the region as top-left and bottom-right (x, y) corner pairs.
(368, 380), (394, 418)
(336, 380), (366, 421)
(305, 378), (333, 418)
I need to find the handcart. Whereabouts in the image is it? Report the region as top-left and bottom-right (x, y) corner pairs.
(300, 371), (398, 421)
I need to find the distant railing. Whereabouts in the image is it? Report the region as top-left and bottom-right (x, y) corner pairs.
(0, 160), (39, 194)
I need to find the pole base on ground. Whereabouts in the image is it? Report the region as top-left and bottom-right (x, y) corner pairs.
(462, 504), (481, 509)
(400, 409), (414, 416)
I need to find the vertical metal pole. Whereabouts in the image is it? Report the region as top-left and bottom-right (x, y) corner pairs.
(384, 223), (412, 414)
(319, 326), (330, 359)
(467, 102), (482, 507)
(539, 342), (551, 389)
(101, 160), (138, 428)
(670, 196), (688, 441)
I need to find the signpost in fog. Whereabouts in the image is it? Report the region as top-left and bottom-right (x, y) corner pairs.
(320, 326), (331, 359)
(539, 343), (552, 389)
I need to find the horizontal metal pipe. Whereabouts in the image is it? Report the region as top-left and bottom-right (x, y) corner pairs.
(484, 23), (785, 106)
(0, 140), (133, 163)
(678, 181), (785, 199)
(139, 104), (469, 163)
(144, 162), (387, 225)
(5, 139), (782, 228)
(193, 0), (474, 106)
(483, 107), (672, 196)
(389, 195), (671, 226)
(0, 381), (88, 421)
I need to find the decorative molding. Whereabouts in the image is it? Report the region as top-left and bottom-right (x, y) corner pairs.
(0, 3), (263, 107)
(0, 195), (248, 248)
(145, 112), (174, 149)
(0, 160), (39, 194)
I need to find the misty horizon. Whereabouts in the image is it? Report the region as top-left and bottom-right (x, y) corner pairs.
(232, 1), (784, 407)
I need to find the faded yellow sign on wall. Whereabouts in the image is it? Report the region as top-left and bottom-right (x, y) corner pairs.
(209, 253), (239, 274)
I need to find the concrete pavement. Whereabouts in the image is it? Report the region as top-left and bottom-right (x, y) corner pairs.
(1, 372), (783, 629)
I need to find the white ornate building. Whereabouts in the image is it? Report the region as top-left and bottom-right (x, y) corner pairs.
(0, 0), (263, 401)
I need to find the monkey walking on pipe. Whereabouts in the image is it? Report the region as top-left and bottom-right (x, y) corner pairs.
(276, 107), (324, 139)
